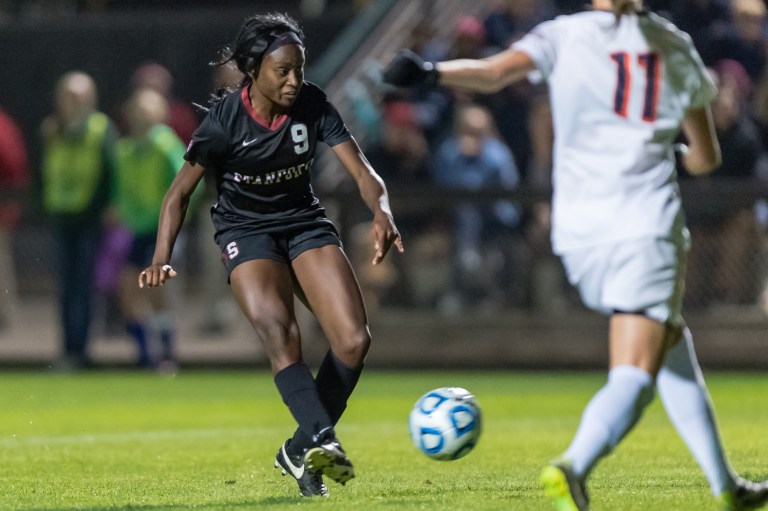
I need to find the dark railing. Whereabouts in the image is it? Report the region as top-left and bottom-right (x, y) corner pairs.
(4, 178), (767, 369)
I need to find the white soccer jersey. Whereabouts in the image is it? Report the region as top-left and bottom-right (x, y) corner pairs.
(513, 10), (716, 253)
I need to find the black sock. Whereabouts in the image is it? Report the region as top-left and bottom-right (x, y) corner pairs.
(316, 350), (363, 423)
(289, 351), (363, 453)
(275, 363), (332, 453)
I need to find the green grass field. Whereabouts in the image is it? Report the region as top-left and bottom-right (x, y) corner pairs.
(1, 370), (767, 511)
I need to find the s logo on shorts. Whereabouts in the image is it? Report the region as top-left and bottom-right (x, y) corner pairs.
(226, 241), (240, 259)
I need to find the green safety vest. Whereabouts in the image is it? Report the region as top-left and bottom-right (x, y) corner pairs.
(42, 112), (110, 214)
(114, 124), (184, 235)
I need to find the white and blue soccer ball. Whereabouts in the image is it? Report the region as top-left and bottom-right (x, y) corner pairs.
(408, 386), (482, 461)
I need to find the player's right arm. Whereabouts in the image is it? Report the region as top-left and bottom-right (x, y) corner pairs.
(382, 48), (536, 94)
(680, 105), (721, 176)
(139, 161), (206, 288)
(436, 49), (537, 93)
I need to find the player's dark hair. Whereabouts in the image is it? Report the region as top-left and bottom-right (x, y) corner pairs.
(612, 0), (646, 22)
(204, 12), (304, 107)
(214, 12), (304, 83)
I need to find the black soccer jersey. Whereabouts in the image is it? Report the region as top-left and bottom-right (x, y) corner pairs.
(185, 81), (352, 241)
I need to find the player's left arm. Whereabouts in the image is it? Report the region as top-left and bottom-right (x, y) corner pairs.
(331, 138), (404, 265)
(680, 105), (721, 175)
(139, 161), (206, 288)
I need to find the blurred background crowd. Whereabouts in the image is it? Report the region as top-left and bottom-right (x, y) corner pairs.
(0, 0), (766, 370)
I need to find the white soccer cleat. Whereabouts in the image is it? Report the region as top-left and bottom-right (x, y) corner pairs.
(304, 427), (355, 485)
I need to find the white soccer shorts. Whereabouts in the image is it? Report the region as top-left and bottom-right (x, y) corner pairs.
(560, 232), (689, 325)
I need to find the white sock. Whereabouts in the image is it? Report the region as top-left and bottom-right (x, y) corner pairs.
(657, 328), (736, 495)
(565, 365), (655, 478)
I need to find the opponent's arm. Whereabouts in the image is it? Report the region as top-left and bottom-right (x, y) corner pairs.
(331, 138), (404, 265)
(139, 161), (206, 288)
(383, 48), (537, 93)
(680, 105), (721, 176)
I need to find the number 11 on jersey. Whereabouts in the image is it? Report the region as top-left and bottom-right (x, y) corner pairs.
(610, 51), (660, 122)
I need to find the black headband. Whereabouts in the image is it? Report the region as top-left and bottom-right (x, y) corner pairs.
(233, 29), (303, 75)
(263, 31), (304, 56)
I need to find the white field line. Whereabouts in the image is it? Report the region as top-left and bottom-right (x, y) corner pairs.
(0, 427), (269, 448)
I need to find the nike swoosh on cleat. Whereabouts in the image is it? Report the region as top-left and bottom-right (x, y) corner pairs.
(241, 138), (259, 147)
(281, 445), (304, 478)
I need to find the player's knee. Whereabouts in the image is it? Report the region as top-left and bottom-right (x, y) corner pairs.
(249, 316), (299, 351)
(610, 365), (656, 415)
(333, 325), (371, 365)
(664, 322), (685, 349)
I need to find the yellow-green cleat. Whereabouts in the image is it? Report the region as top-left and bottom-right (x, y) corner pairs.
(540, 458), (590, 511)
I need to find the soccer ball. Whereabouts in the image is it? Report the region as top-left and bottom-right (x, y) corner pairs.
(408, 386), (482, 461)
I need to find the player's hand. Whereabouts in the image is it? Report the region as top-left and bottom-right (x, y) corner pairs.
(382, 49), (439, 88)
(371, 213), (404, 266)
(138, 263), (177, 288)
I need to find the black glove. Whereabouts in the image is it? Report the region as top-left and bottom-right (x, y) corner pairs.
(382, 49), (439, 88)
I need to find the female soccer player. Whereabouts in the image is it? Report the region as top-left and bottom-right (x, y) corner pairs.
(384, 1), (767, 510)
(139, 12), (403, 498)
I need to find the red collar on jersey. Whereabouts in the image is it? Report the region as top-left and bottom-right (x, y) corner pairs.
(240, 85), (288, 130)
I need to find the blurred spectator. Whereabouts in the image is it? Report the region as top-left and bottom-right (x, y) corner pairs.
(195, 63), (244, 336)
(111, 87), (186, 371)
(95, 66), (203, 341)
(92, 214), (131, 336)
(122, 63), (207, 345)
(433, 103), (521, 313)
(40, 71), (117, 370)
(0, 106), (29, 329)
(701, 0), (768, 80)
(394, 20), (454, 148)
(712, 59), (760, 177)
(404, 20), (448, 63)
(749, 57), (768, 150)
(686, 61), (765, 308)
(450, 15), (487, 59)
(366, 99), (432, 186)
(342, 76), (382, 151)
(483, 0), (556, 51)
(525, 89), (554, 188)
(444, 15), (490, 106)
(669, 0), (730, 52)
(477, 5), (552, 181)
(477, 80), (537, 182)
(359, 99), (434, 308)
(517, 89), (572, 312)
(127, 62), (199, 144)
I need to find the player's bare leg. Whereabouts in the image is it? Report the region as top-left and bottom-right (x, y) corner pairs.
(230, 259), (335, 494)
(290, 245), (368, 484)
(543, 314), (665, 511)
